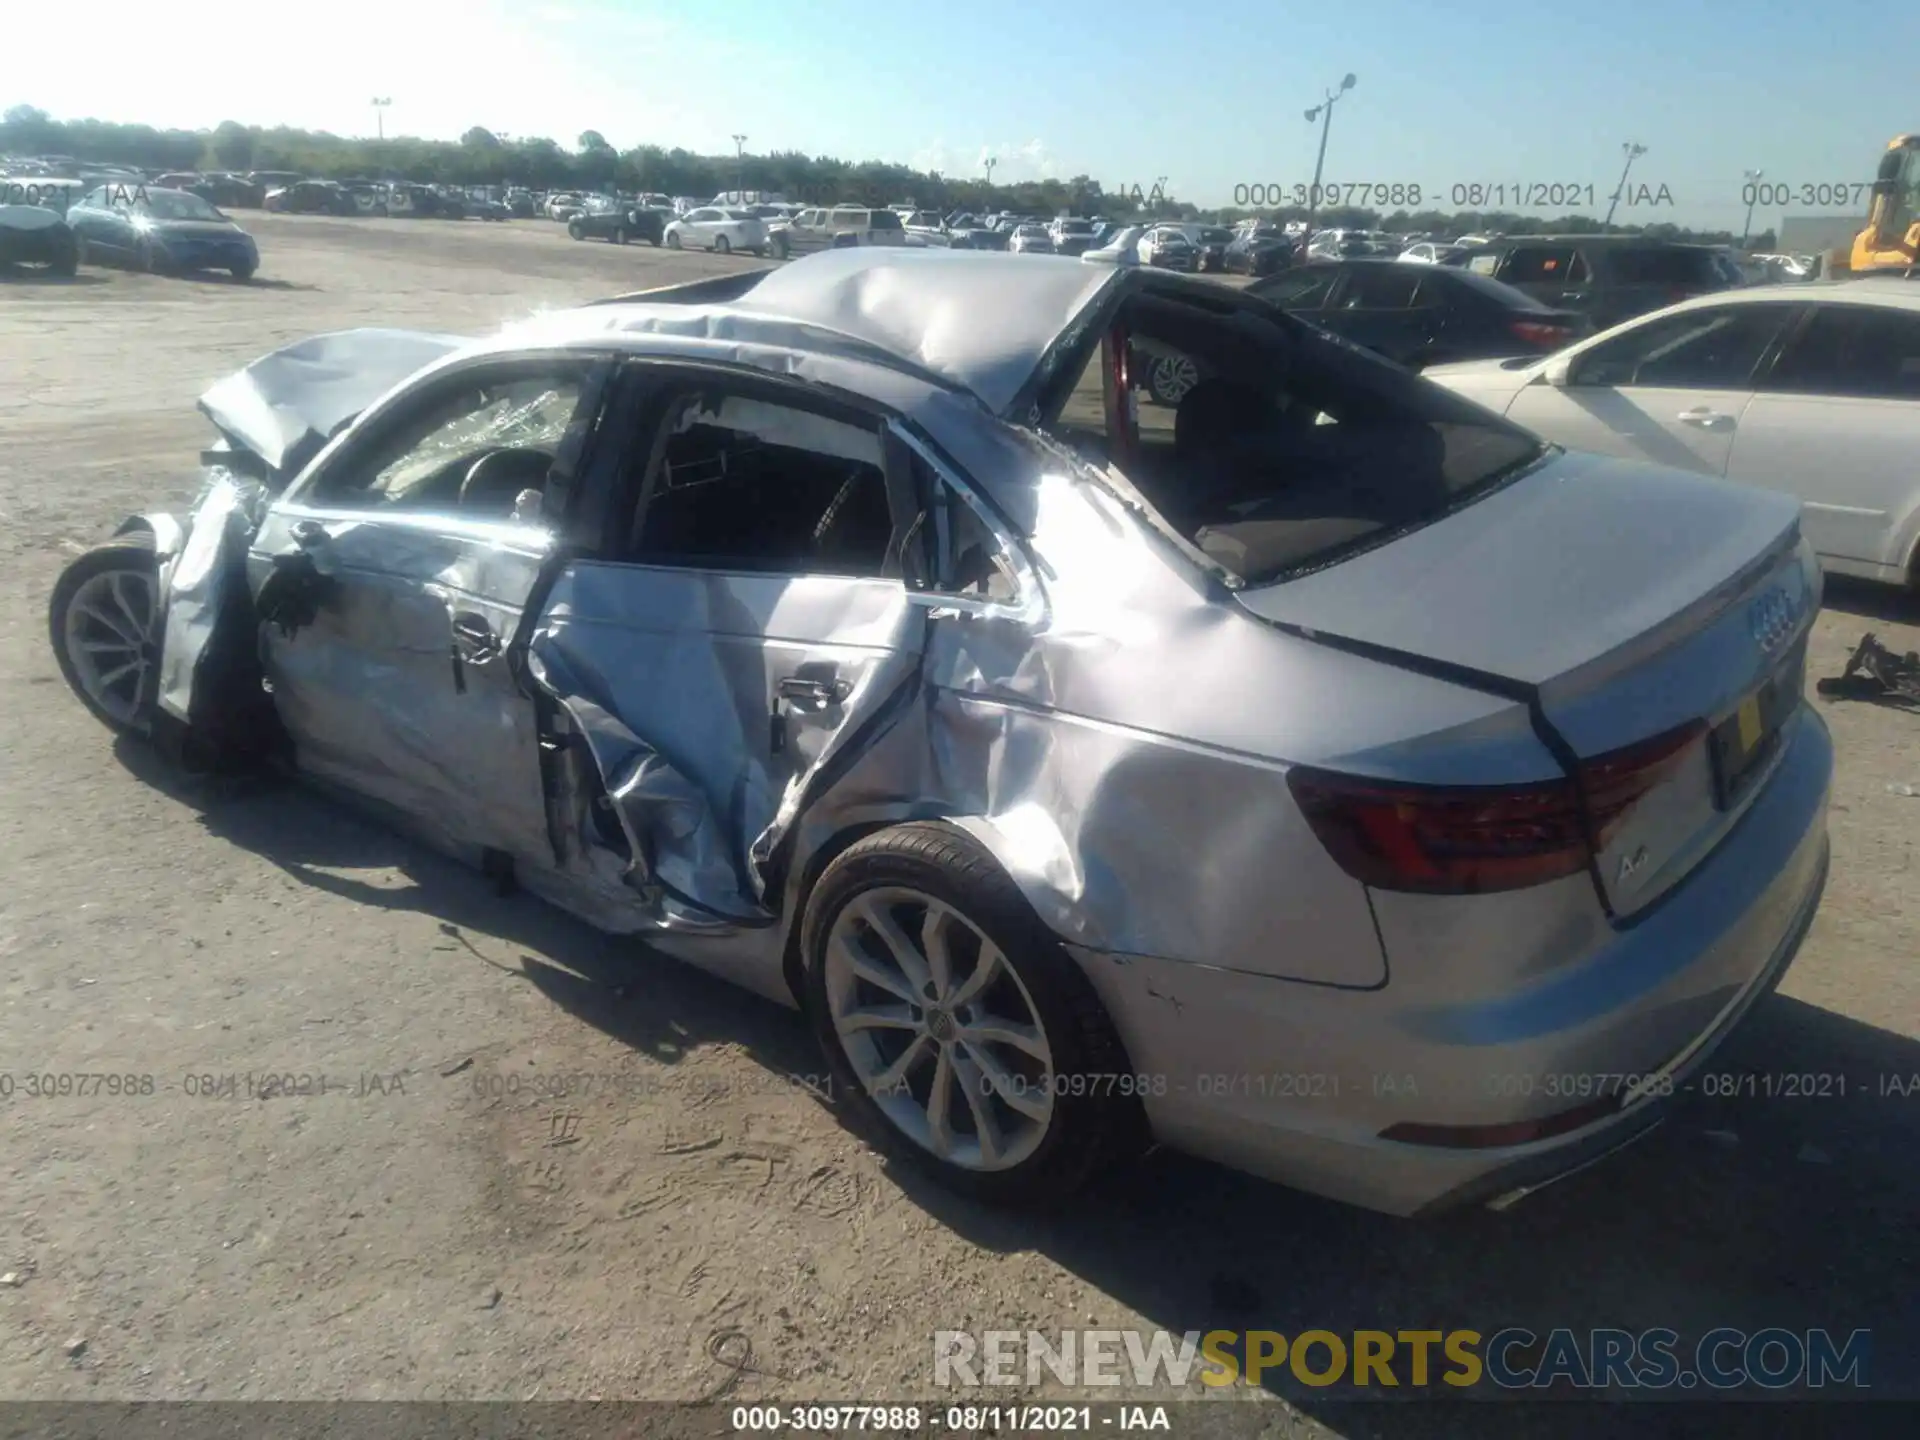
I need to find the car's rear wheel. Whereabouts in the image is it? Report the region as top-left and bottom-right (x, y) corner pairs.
(49, 228), (79, 276)
(613, 226), (628, 245)
(1146, 354), (1200, 405)
(49, 536), (160, 735)
(714, 234), (731, 255)
(567, 219), (584, 241)
(802, 822), (1142, 1205)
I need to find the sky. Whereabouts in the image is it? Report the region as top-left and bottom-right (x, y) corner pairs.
(8, 0), (1917, 228)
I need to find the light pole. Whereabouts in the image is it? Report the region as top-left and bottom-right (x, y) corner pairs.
(1741, 168), (1764, 250)
(1603, 141), (1647, 229)
(984, 155), (997, 206)
(1153, 174), (1168, 215)
(1302, 73), (1356, 246)
(371, 97), (391, 141)
(732, 133), (747, 204)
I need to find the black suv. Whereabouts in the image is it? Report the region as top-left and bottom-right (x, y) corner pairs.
(1441, 235), (1735, 330)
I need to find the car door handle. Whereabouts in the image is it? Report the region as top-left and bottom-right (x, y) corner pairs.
(450, 612), (500, 661)
(1677, 408), (1735, 430)
(290, 519), (330, 548)
(776, 675), (850, 707)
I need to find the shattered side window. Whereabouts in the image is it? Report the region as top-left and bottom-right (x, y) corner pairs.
(315, 372), (586, 511)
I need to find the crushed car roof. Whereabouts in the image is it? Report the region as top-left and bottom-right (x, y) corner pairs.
(525, 248), (1123, 416)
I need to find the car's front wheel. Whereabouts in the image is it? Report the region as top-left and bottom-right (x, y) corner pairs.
(714, 234), (731, 254)
(770, 233), (790, 260)
(666, 230), (682, 249)
(1145, 353), (1200, 405)
(567, 219), (585, 241)
(49, 536), (160, 735)
(802, 822), (1142, 1205)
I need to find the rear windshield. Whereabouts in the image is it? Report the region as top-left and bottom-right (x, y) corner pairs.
(1041, 285), (1547, 583)
(1439, 267), (1560, 312)
(867, 210), (903, 229)
(1603, 247), (1721, 285)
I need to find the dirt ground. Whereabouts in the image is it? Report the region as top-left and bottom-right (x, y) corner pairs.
(1, 214), (1917, 1431)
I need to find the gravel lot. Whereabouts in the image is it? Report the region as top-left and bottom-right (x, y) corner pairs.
(2, 214), (1917, 1430)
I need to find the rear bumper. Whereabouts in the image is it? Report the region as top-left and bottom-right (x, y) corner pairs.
(1070, 704), (1834, 1216)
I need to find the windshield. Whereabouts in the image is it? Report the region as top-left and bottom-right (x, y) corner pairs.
(867, 210), (903, 229)
(1605, 247), (1721, 285)
(142, 189), (224, 221)
(1043, 286), (1546, 583)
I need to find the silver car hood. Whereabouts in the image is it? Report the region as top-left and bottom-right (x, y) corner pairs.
(1231, 448), (1803, 687)
(197, 328), (470, 473)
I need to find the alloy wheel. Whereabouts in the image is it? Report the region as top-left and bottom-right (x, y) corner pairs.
(63, 567), (155, 728)
(823, 886), (1055, 1172)
(1151, 354), (1200, 404)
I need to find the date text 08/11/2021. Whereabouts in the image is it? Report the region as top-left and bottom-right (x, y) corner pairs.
(1224, 182), (1677, 211)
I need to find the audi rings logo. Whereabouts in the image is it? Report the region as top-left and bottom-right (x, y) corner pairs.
(1748, 585), (1802, 655)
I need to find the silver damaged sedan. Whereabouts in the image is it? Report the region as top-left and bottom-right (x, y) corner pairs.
(49, 250), (1833, 1215)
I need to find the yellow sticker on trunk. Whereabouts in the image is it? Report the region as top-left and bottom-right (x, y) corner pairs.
(1737, 693), (1764, 753)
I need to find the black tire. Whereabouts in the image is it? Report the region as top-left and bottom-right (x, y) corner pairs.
(770, 233), (789, 260)
(230, 263), (256, 282)
(48, 535), (160, 736)
(714, 234), (731, 255)
(568, 219), (584, 241)
(666, 230), (682, 249)
(49, 229), (79, 277)
(135, 237), (159, 273)
(801, 822), (1144, 1206)
(613, 226), (628, 245)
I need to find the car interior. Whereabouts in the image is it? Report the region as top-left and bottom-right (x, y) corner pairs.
(1045, 287), (1544, 582)
(623, 390), (899, 578)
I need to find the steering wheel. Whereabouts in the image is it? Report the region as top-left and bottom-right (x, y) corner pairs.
(458, 447), (554, 513)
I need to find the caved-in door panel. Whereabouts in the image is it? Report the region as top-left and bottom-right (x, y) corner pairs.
(527, 561), (922, 918)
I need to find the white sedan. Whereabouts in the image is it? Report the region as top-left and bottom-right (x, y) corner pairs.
(1008, 223), (1054, 254)
(663, 207), (768, 255)
(1426, 280), (1920, 589)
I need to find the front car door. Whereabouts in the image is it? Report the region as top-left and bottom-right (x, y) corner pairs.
(1731, 301), (1920, 578)
(1504, 301), (1797, 476)
(522, 366), (926, 924)
(250, 352), (614, 863)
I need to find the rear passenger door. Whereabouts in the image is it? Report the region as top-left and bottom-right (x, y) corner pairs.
(1494, 243), (1591, 312)
(1732, 303), (1920, 572)
(1314, 264), (1434, 363)
(524, 371), (926, 919)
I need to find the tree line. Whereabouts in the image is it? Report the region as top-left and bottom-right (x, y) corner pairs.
(1, 106), (1772, 246)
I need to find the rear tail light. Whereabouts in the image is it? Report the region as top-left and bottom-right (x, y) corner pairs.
(1510, 319), (1574, 349)
(1287, 721), (1706, 895)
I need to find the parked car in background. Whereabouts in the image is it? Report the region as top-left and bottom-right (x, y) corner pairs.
(569, 199), (667, 246)
(545, 192), (588, 221)
(1081, 224), (1145, 266)
(941, 213), (1009, 251)
(504, 188), (538, 217)
(1138, 225), (1197, 271)
(340, 180), (388, 216)
(0, 183), (81, 275)
(1400, 240), (1469, 265)
(1442, 236), (1736, 331)
(264, 180), (356, 216)
(1239, 259), (1586, 381)
(464, 190), (510, 221)
(66, 184), (258, 278)
(246, 170), (304, 197)
(766, 206), (905, 259)
(1009, 222), (1054, 255)
(1224, 225), (1294, 277)
(664, 206), (768, 255)
(1049, 217), (1098, 257)
(1426, 281), (1920, 589)
(48, 250), (1832, 1218)
(1187, 226), (1235, 273)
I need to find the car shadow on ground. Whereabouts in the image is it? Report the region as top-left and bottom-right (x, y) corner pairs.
(117, 739), (1920, 1428)
(1821, 576), (1920, 628)
(0, 268), (109, 286)
(116, 741), (817, 1079)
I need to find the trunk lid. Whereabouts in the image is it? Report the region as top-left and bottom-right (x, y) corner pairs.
(1234, 449), (1817, 916)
